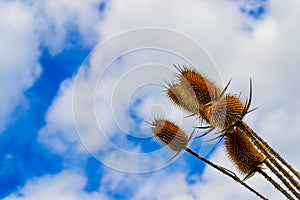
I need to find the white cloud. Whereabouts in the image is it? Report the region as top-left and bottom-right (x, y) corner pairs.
(98, 0), (245, 40)
(34, 0), (103, 54)
(0, 1), (41, 132)
(207, 0), (300, 109)
(0, 0), (105, 133)
(257, 102), (300, 168)
(112, 170), (197, 200)
(38, 79), (86, 155)
(4, 170), (107, 200)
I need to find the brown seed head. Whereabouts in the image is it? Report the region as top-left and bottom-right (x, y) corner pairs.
(166, 83), (208, 122)
(225, 127), (265, 175)
(178, 67), (221, 105)
(150, 119), (188, 153)
(204, 95), (245, 128)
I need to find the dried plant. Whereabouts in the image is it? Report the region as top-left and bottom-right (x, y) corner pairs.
(149, 119), (267, 200)
(149, 65), (300, 199)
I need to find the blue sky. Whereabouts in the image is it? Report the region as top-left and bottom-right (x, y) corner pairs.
(1, 0), (300, 199)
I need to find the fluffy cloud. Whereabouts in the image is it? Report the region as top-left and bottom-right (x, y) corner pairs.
(38, 79), (85, 155)
(257, 102), (300, 168)
(100, 167), (199, 200)
(34, 0), (103, 54)
(0, 0), (105, 133)
(0, 1), (41, 132)
(4, 170), (107, 200)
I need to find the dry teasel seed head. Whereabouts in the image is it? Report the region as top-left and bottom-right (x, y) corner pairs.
(175, 65), (221, 105)
(150, 119), (188, 153)
(204, 95), (245, 128)
(166, 82), (209, 122)
(225, 127), (265, 178)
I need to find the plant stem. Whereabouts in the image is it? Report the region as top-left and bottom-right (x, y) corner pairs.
(238, 121), (300, 193)
(185, 147), (268, 200)
(264, 158), (300, 199)
(245, 123), (300, 180)
(258, 169), (294, 200)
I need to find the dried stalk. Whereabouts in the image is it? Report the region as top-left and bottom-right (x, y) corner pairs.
(258, 169), (294, 200)
(242, 121), (300, 180)
(185, 147), (267, 200)
(264, 160), (300, 199)
(237, 121), (300, 198)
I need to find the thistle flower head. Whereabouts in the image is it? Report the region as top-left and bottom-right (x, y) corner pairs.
(150, 119), (188, 153)
(204, 95), (245, 128)
(175, 66), (221, 105)
(225, 127), (265, 176)
(166, 82), (208, 122)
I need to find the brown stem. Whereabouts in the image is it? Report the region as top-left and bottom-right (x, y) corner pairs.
(258, 169), (294, 200)
(185, 147), (268, 200)
(265, 160), (300, 199)
(247, 124), (300, 180)
(239, 122), (300, 193)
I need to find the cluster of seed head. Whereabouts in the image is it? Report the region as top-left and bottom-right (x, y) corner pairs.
(166, 66), (221, 123)
(166, 65), (244, 127)
(155, 65), (265, 177)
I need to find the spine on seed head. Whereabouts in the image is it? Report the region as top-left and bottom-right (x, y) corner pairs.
(150, 119), (188, 153)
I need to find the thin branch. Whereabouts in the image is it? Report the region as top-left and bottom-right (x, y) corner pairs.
(238, 121), (300, 194)
(258, 169), (294, 200)
(185, 147), (268, 200)
(265, 160), (300, 199)
(246, 123), (300, 180)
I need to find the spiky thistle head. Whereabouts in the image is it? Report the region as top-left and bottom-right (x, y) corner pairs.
(204, 95), (245, 128)
(174, 65), (221, 105)
(149, 119), (188, 153)
(225, 127), (265, 177)
(166, 82), (208, 122)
